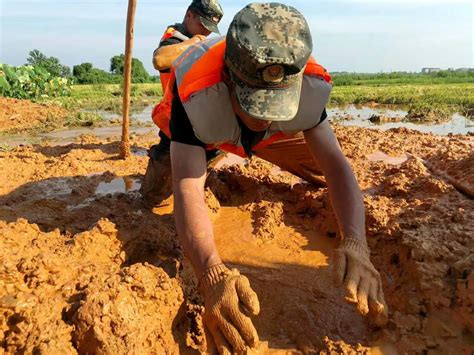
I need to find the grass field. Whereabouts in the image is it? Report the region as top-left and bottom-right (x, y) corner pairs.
(330, 83), (473, 119)
(46, 83), (163, 114)
(37, 78), (473, 125)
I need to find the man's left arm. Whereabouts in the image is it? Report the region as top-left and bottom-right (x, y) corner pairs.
(303, 120), (388, 326)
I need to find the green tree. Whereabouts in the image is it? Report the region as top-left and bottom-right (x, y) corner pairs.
(73, 62), (121, 84)
(26, 49), (71, 78)
(26, 49), (47, 65)
(72, 62), (93, 79)
(110, 54), (151, 83)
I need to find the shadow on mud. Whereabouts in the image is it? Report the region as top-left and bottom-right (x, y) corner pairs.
(0, 161), (375, 351)
(2, 147), (471, 352)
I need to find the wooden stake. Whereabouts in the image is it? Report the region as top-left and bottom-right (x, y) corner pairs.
(120, 0), (137, 159)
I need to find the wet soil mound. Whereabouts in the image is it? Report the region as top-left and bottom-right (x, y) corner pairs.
(0, 125), (473, 353)
(0, 97), (68, 133)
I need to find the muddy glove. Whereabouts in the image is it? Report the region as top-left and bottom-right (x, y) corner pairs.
(200, 264), (260, 354)
(333, 237), (389, 326)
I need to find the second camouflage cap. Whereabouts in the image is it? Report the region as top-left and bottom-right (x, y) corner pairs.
(225, 3), (312, 121)
(189, 0), (224, 34)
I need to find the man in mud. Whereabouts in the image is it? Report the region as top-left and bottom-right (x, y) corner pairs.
(141, 0), (223, 200)
(163, 3), (389, 353)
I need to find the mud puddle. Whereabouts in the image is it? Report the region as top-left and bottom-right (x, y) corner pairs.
(213, 153), (248, 169)
(90, 103), (474, 137)
(329, 105), (409, 121)
(66, 176), (142, 211)
(329, 106), (473, 135)
(366, 151), (408, 165)
(213, 206), (394, 352)
(95, 177), (141, 196)
(84, 104), (155, 123)
(1, 125), (158, 147)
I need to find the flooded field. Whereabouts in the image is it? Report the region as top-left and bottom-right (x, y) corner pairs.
(329, 105), (473, 135)
(2, 104), (473, 149)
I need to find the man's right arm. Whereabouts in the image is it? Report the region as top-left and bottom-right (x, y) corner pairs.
(169, 89), (260, 352)
(170, 141), (221, 274)
(153, 34), (206, 71)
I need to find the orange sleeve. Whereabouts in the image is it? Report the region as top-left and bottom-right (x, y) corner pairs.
(160, 27), (176, 42)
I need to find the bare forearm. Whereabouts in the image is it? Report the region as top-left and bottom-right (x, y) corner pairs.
(170, 142), (222, 276)
(173, 180), (222, 274)
(153, 35), (205, 71)
(304, 122), (366, 241)
(324, 158), (366, 240)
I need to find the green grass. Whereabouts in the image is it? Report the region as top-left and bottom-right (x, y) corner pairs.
(330, 83), (474, 120)
(43, 83), (163, 114)
(332, 71), (474, 86)
(0, 143), (15, 152)
(37, 80), (473, 125)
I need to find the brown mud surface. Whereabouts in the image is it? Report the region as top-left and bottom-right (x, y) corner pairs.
(0, 125), (473, 354)
(0, 97), (68, 133)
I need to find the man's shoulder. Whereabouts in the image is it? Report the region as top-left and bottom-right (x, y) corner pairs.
(160, 23), (189, 42)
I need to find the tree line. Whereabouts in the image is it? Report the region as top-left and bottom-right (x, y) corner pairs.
(25, 49), (159, 84)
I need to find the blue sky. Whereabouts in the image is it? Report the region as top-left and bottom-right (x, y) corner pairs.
(1, 0), (472, 74)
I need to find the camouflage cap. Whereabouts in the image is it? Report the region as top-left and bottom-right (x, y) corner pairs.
(189, 0), (224, 34)
(225, 3), (312, 121)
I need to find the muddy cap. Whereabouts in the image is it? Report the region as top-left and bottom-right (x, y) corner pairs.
(225, 2), (312, 121)
(189, 0), (224, 34)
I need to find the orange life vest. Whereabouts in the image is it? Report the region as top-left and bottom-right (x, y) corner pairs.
(159, 72), (171, 93)
(157, 26), (190, 92)
(152, 38), (332, 157)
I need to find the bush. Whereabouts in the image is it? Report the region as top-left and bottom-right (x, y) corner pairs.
(73, 63), (121, 84)
(0, 63), (71, 99)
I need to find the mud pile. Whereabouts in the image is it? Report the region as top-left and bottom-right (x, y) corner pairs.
(0, 124), (473, 353)
(0, 97), (68, 133)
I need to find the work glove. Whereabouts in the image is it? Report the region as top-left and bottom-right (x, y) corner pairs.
(333, 237), (389, 326)
(200, 264), (260, 354)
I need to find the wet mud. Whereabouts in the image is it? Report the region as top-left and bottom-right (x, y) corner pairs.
(0, 97), (68, 133)
(0, 121), (473, 353)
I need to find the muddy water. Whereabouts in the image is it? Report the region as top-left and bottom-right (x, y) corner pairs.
(2, 105), (472, 148)
(1, 125), (159, 147)
(329, 105), (409, 120)
(213, 207), (372, 351)
(95, 177), (141, 195)
(329, 106), (473, 135)
(366, 151), (408, 165)
(85, 104), (474, 137)
(86, 104), (154, 123)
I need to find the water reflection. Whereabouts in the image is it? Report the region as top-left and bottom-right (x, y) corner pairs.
(95, 177), (141, 196)
(328, 105), (473, 135)
(2, 105), (472, 148)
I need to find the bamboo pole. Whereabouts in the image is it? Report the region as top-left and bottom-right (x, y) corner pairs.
(120, 0), (137, 159)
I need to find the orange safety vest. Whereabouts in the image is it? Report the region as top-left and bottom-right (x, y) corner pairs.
(156, 27), (180, 92)
(152, 38), (332, 157)
(159, 72), (171, 93)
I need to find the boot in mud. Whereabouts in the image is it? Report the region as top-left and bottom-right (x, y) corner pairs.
(140, 144), (173, 206)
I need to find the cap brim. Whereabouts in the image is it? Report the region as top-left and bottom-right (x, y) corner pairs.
(199, 15), (220, 34)
(230, 71), (303, 122)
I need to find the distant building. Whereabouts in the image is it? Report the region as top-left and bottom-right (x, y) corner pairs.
(455, 68), (474, 72)
(421, 67), (441, 73)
